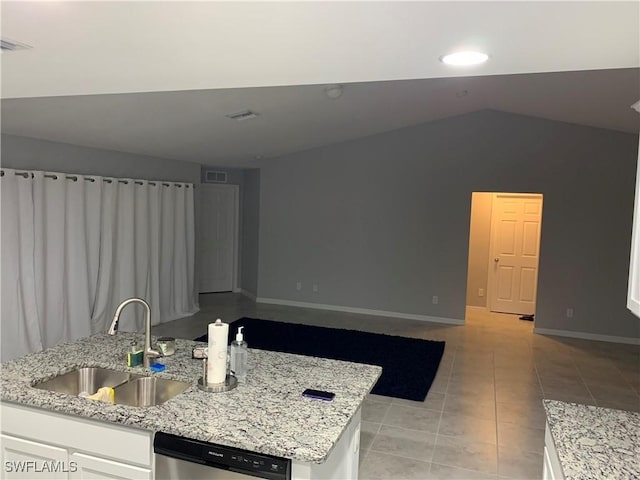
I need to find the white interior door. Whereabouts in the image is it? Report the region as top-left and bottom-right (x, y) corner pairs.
(489, 193), (543, 315)
(199, 185), (238, 293)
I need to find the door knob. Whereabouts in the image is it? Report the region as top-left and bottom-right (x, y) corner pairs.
(494, 258), (499, 262)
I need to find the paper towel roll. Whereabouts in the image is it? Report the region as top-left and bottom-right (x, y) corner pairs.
(207, 319), (229, 385)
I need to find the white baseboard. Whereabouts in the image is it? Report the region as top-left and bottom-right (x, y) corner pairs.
(256, 297), (464, 325)
(232, 287), (241, 293)
(240, 289), (257, 302)
(534, 327), (640, 345)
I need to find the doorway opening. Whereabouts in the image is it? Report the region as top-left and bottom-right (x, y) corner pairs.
(465, 192), (544, 324)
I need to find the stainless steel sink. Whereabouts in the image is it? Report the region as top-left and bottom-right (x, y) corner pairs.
(34, 367), (191, 407)
(113, 376), (191, 407)
(33, 367), (133, 396)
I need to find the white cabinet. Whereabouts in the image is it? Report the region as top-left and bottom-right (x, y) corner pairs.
(291, 408), (361, 480)
(1, 434), (68, 479)
(543, 422), (564, 480)
(69, 453), (152, 480)
(1, 403), (153, 480)
(628, 107), (640, 317)
(2, 402), (364, 480)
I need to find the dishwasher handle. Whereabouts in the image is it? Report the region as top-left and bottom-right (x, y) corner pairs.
(154, 432), (209, 465)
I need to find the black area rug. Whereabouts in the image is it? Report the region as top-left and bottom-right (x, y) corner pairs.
(194, 317), (445, 401)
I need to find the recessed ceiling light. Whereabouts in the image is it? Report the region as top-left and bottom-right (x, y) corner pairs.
(440, 51), (488, 66)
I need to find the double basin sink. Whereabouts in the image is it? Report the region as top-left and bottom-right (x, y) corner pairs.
(33, 367), (191, 407)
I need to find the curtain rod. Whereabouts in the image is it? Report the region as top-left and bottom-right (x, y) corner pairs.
(0, 170), (191, 188)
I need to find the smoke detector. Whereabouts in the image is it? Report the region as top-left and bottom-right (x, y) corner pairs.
(1, 38), (32, 52)
(225, 110), (259, 121)
(324, 85), (343, 100)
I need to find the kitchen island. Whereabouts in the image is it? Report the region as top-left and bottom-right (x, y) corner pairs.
(1, 333), (381, 479)
(543, 399), (640, 480)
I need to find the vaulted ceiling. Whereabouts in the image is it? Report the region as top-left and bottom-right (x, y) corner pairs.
(2, 2), (638, 166)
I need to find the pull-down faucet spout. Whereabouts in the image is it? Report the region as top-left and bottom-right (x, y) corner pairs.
(107, 297), (161, 368)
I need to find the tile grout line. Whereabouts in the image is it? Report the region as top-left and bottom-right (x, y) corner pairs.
(369, 400), (392, 465)
(427, 344), (458, 475)
(366, 445), (433, 465)
(359, 414), (383, 467)
(492, 349), (500, 478)
(571, 349), (599, 407)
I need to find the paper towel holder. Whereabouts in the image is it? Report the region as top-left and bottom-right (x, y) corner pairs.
(198, 358), (238, 393)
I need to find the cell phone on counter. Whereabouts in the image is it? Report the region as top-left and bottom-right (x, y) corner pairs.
(302, 389), (335, 401)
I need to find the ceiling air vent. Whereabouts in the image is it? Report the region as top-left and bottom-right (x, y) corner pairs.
(1, 38), (33, 52)
(225, 110), (259, 122)
(205, 171), (228, 183)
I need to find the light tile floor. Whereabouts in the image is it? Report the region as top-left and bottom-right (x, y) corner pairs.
(153, 294), (640, 480)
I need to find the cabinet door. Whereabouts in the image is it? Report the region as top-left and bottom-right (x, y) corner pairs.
(543, 447), (556, 480)
(628, 117), (640, 316)
(1, 434), (68, 479)
(292, 407), (361, 480)
(69, 452), (152, 480)
(544, 424), (565, 480)
(2, 403), (152, 468)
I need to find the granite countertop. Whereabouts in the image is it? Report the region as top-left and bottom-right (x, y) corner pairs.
(0, 333), (381, 463)
(544, 399), (640, 480)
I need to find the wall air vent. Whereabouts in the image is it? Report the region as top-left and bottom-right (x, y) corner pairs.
(225, 110), (259, 122)
(205, 171), (228, 183)
(1, 38), (33, 52)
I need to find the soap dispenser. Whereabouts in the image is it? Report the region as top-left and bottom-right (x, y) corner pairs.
(230, 326), (248, 383)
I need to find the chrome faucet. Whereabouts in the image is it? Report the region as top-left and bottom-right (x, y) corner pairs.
(107, 297), (161, 368)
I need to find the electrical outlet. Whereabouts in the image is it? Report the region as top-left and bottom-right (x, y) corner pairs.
(432, 295), (439, 305)
(566, 308), (574, 318)
(296, 282), (302, 291)
(478, 288), (484, 297)
(312, 284), (319, 293)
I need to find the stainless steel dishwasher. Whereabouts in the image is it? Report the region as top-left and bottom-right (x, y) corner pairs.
(154, 432), (291, 480)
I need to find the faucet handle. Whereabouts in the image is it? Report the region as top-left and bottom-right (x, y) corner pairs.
(146, 346), (162, 358)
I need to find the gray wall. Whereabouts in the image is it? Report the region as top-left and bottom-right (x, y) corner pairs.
(241, 169), (261, 295)
(1, 134), (201, 183)
(466, 192), (493, 308)
(257, 110), (640, 339)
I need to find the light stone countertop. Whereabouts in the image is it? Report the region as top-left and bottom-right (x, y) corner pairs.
(0, 333), (381, 463)
(543, 399), (640, 480)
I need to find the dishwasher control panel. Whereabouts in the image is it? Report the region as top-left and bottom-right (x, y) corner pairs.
(204, 445), (289, 476)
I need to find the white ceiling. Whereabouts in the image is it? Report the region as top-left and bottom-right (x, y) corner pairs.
(1, 2), (639, 167)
